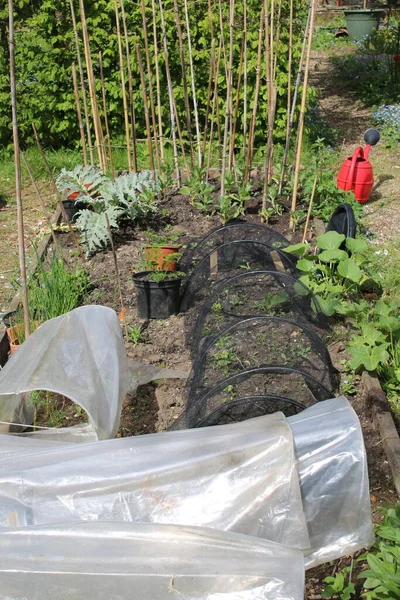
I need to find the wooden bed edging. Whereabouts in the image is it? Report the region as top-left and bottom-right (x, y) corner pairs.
(363, 370), (400, 497)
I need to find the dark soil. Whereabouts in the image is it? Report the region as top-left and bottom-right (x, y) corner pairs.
(50, 180), (397, 598)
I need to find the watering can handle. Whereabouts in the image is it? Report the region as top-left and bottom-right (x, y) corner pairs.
(346, 146), (364, 189)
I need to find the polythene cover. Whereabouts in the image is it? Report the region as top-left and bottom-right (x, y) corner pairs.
(0, 411), (311, 551)
(0, 306), (131, 441)
(288, 396), (375, 568)
(0, 522), (305, 600)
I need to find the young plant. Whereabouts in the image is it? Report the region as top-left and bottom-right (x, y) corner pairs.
(181, 167), (215, 214)
(146, 270), (185, 283)
(323, 570), (355, 600)
(127, 325), (145, 345)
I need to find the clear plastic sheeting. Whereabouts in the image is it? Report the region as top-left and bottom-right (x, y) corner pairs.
(0, 306), (131, 441)
(289, 397), (375, 568)
(0, 411), (311, 552)
(0, 522), (305, 600)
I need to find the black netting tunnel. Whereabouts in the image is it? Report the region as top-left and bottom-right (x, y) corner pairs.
(170, 366), (334, 430)
(185, 270), (327, 356)
(185, 316), (338, 404)
(180, 221), (290, 274)
(179, 240), (298, 313)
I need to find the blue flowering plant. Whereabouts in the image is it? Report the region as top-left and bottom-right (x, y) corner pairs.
(373, 104), (400, 147)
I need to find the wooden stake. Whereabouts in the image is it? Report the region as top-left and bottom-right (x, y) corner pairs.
(244, 6), (264, 184)
(31, 125), (85, 261)
(290, 0), (317, 230)
(78, 0), (106, 170)
(98, 51), (115, 177)
(69, 0), (93, 165)
(151, 0), (164, 163)
(72, 62), (88, 166)
(229, 33), (244, 171)
(243, 0), (248, 156)
(286, 0), (294, 143)
(201, 38), (216, 165)
(120, 0), (138, 172)
(206, 39), (222, 177)
(279, 4), (311, 195)
(105, 213), (128, 338)
(140, 0), (160, 170)
(9, 0), (30, 339)
(136, 44), (155, 172)
(173, 0), (194, 166)
(20, 152), (61, 255)
(159, 0), (180, 185)
(114, 0), (132, 172)
(302, 174), (318, 243)
(220, 0), (235, 199)
(183, 0), (202, 166)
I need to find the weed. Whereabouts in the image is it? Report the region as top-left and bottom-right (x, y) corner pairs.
(127, 325), (145, 345)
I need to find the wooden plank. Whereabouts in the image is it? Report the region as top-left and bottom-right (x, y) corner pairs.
(0, 205), (63, 366)
(362, 371), (400, 496)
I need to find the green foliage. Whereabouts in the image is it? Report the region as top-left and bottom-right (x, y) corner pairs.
(181, 167), (215, 214)
(312, 27), (350, 52)
(127, 325), (145, 344)
(28, 250), (89, 322)
(323, 572), (355, 600)
(359, 503), (400, 599)
(213, 336), (236, 376)
(0, 0), (308, 152)
(146, 270), (185, 282)
(57, 166), (158, 253)
(331, 22), (400, 106)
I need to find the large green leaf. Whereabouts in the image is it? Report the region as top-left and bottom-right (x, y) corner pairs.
(284, 242), (309, 256)
(349, 344), (390, 371)
(316, 230), (346, 251)
(316, 295), (340, 316)
(318, 249), (348, 263)
(346, 237), (369, 254)
(337, 257), (363, 282)
(296, 258), (315, 272)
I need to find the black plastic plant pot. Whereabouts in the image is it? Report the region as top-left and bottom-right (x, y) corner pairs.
(133, 271), (183, 319)
(62, 199), (85, 223)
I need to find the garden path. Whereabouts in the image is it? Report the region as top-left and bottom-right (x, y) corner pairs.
(310, 50), (400, 246)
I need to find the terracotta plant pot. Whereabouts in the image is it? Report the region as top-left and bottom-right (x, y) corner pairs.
(6, 321), (39, 355)
(145, 246), (181, 271)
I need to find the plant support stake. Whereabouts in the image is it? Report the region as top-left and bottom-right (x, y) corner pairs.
(290, 0), (316, 230)
(9, 0), (30, 339)
(72, 62), (88, 166)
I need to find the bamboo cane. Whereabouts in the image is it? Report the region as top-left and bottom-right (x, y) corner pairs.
(140, 0), (160, 170)
(31, 124), (85, 260)
(183, 0), (202, 166)
(72, 62), (88, 166)
(105, 213), (128, 338)
(9, 0), (30, 339)
(136, 44), (155, 172)
(172, 94), (189, 174)
(243, 0), (248, 156)
(151, 0), (164, 163)
(69, 0), (93, 165)
(218, 0), (227, 80)
(302, 174), (318, 243)
(120, 0), (138, 172)
(201, 38), (216, 165)
(98, 51), (115, 178)
(78, 0), (105, 170)
(285, 0), (294, 142)
(244, 6), (264, 184)
(208, 0), (214, 40)
(206, 38), (222, 178)
(290, 0), (317, 230)
(173, 0), (194, 167)
(220, 0), (235, 198)
(278, 3), (311, 195)
(229, 32), (244, 172)
(114, 0), (132, 173)
(159, 0), (180, 185)
(20, 152), (61, 255)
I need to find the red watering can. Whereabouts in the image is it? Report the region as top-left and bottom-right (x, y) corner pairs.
(337, 128), (380, 204)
